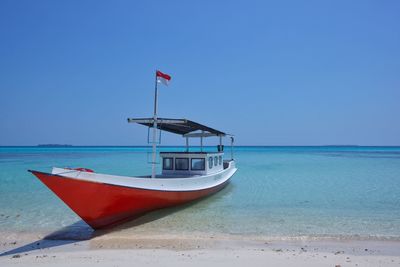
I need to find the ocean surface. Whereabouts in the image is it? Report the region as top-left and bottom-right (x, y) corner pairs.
(0, 146), (400, 241)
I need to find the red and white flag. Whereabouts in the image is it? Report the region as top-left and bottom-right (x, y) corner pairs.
(156, 70), (171, 86)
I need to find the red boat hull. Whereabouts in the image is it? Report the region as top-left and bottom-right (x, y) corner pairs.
(30, 170), (229, 229)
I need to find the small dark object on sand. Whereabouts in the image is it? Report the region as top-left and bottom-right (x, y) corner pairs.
(12, 254), (21, 258)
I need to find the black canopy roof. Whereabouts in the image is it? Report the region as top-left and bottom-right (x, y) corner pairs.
(127, 117), (226, 136)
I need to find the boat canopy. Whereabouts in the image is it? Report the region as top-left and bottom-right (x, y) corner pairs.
(127, 117), (226, 137)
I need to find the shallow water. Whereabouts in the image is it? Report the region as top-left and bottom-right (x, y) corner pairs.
(0, 146), (399, 240)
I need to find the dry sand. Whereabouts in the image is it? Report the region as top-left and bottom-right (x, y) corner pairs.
(1, 232), (400, 267)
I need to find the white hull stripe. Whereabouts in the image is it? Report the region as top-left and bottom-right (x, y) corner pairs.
(51, 161), (237, 192)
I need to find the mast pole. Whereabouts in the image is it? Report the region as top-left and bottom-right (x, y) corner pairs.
(151, 72), (158, 178)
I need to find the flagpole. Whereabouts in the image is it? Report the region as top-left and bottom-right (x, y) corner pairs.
(151, 71), (158, 178)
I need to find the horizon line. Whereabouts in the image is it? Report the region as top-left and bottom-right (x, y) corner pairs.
(1, 145), (400, 148)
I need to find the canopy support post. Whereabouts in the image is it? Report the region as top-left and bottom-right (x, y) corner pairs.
(200, 131), (204, 152)
(230, 136), (234, 160)
(186, 137), (189, 152)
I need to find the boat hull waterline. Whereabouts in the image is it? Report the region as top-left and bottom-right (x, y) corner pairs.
(29, 162), (236, 229)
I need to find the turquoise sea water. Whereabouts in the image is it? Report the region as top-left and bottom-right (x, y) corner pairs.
(0, 146), (400, 240)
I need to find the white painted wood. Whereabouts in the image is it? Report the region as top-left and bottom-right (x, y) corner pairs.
(51, 160), (236, 192)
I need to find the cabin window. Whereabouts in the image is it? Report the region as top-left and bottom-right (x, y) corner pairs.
(191, 158), (205, 170)
(163, 157), (173, 170)
(175, 158), (189, 170)
(214, 156), (218, 167)
(219, 155), (222, 165)
(208, 157), (213, 169)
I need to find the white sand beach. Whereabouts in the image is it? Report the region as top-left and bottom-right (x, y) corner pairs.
(1, 232), (400, 267)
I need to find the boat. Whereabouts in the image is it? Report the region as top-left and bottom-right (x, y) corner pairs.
(29, 71), (237, 229)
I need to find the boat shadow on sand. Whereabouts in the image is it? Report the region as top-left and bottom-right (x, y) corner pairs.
(0, 183), (234, 257)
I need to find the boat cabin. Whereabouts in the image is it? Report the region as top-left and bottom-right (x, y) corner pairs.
(128, 117), (234, 178)
(160, 152), (224, 176)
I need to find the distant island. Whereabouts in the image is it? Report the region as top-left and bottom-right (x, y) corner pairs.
(37, 144), (73, 147)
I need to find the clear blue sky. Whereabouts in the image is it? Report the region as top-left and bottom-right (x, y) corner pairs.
(1, 0), (399, 146)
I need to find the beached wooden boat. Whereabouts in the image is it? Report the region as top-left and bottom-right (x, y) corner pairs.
(29, 71), (237, 229)
(29, 150), (236, 229)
